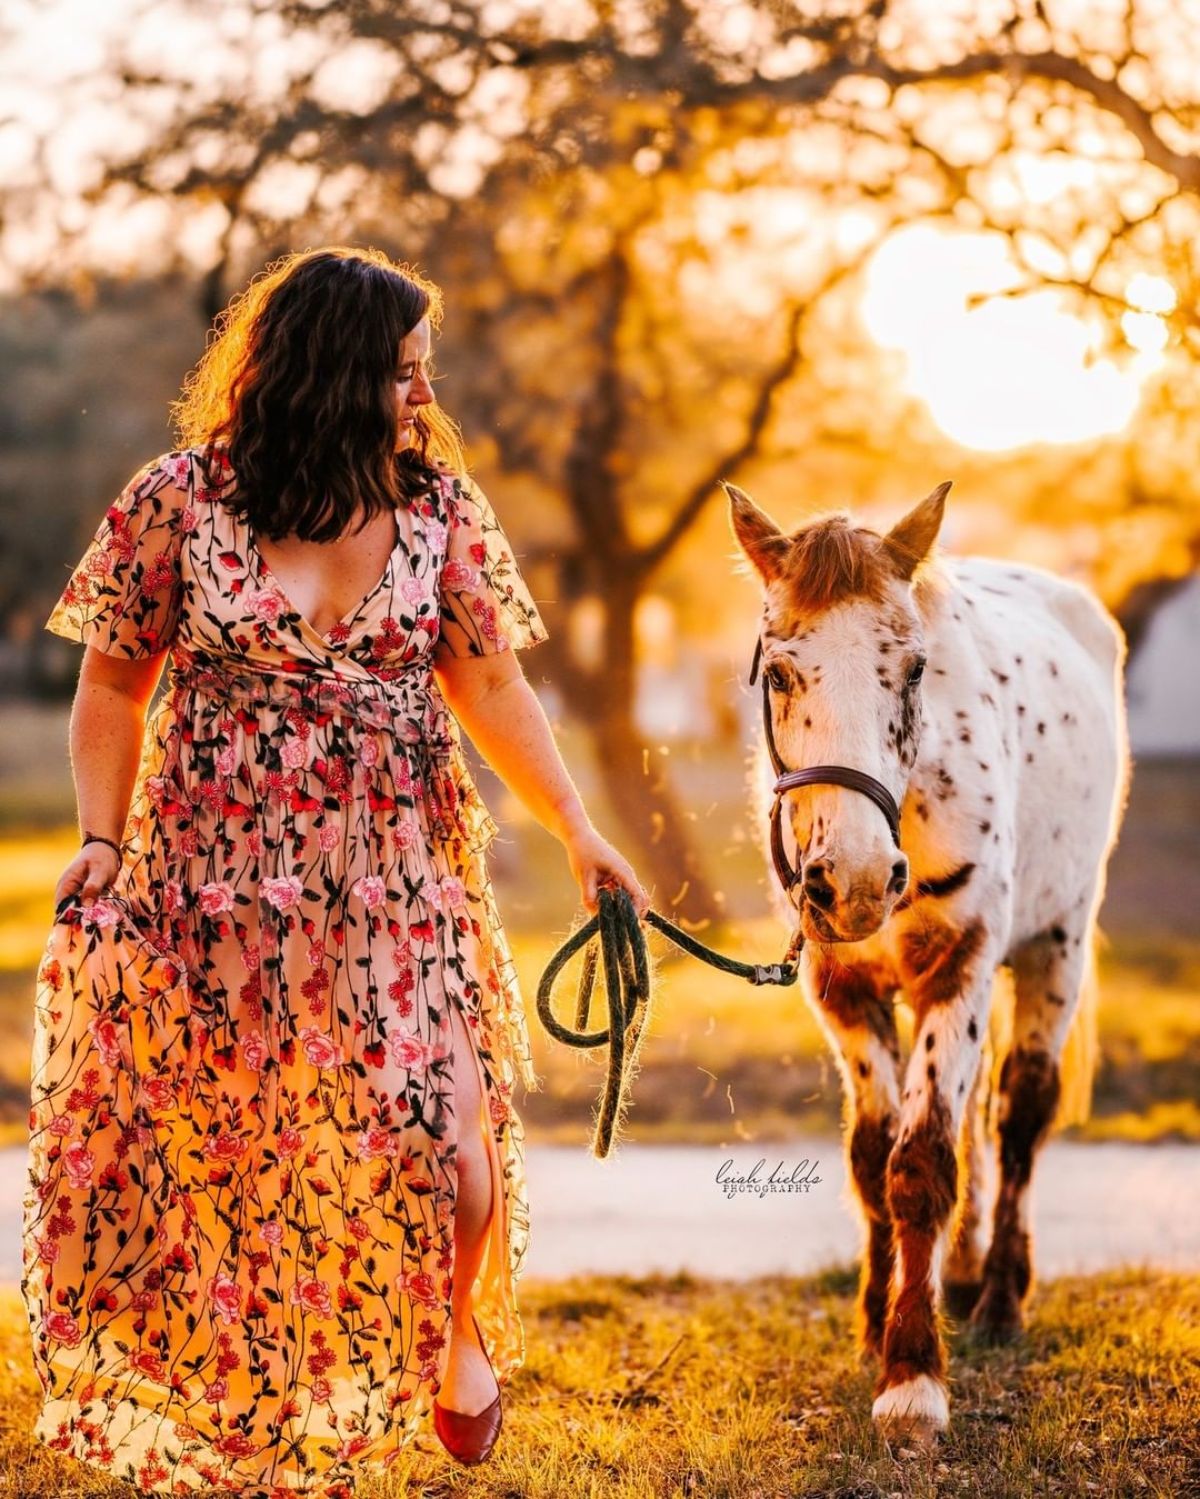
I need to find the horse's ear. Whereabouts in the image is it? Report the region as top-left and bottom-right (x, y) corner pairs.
(725, 481), (789, 583)
(882, 481), (952, 579)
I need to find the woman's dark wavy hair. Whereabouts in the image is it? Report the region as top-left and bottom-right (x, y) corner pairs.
(171, 246), (466, 541)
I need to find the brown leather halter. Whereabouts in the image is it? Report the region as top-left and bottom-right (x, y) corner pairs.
(750, 637), (903, 896)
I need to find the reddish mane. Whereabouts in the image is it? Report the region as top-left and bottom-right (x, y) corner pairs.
(780, 514), (894, 610)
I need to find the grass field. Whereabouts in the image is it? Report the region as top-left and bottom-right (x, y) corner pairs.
(0, 1267), (1196, 1497)
(1, 826), (1198, 1150)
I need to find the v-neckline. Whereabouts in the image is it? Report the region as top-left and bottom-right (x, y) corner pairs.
(246, 507), (406, 647)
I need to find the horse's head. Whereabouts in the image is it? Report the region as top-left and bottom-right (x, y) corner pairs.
(728, 480), (951, 944)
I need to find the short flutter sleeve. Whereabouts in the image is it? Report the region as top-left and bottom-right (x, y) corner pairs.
(436, 471), (549, 657)
(45, 452), (189, 659)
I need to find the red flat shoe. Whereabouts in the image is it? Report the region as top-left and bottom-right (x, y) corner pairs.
(433, 1313), (503, 1465)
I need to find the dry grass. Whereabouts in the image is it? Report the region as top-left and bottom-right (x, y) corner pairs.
(1, 1268), (1197, 1498)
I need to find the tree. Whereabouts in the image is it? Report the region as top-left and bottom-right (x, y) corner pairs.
(5, 0), (1200, 909)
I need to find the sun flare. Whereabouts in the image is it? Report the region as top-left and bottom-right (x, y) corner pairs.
(861, 225), (1171, 452)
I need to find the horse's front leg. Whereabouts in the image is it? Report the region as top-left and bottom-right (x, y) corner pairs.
(804, 951), (901, 1358)
(874, 922), (997, 1444)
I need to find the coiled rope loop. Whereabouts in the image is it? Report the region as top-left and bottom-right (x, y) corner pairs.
(536, 886), (800, 1158)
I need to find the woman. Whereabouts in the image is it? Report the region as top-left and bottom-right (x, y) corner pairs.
(22, 246), (648, 1497)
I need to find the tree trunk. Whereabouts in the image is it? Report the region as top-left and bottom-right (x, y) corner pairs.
(588, 705), (717, 923)
(543, 568), (719, 924)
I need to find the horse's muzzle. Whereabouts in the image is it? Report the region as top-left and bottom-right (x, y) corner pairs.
(800, 891), (895, 944)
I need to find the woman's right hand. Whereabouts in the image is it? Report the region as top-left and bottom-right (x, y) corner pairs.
(564, 824), (651, 919)
(54, 843), (121, 914)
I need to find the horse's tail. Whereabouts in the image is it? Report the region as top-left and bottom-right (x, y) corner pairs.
(1055, 929), (1102, 1127)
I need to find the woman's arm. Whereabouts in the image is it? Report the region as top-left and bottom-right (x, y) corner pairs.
(54, 644), (167, 907)
(435, 648), (588, 844)
(433, 648), (650, 916)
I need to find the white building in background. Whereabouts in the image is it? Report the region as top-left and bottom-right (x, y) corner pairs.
(1125, 574), (1200, 757)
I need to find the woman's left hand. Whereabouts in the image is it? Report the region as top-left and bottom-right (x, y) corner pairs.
(565, 825), (651, 919)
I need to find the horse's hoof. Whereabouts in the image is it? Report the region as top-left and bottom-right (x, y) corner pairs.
(968, 1284), (1025, 1344)
(871, 1374), (949, 1449)
(943, 1277), (984, 1320)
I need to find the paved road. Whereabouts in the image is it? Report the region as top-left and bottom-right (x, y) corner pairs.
(518, 1138), (1200, 1279)
(1, 1139), (1195, 1286)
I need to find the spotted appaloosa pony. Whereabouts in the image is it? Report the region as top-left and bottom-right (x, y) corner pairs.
(727, 480), (1128, 1444)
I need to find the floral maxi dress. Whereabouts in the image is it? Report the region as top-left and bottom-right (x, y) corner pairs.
(21, 444), (550, 1496)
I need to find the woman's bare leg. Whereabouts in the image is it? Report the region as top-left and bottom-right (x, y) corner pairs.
(437, 1002), (500, 1416)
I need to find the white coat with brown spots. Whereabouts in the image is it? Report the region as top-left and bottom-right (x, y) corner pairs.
(728, 480), (1128, 1446)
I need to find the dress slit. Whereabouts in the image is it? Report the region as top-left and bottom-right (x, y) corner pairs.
(443, 990), (512, 1377)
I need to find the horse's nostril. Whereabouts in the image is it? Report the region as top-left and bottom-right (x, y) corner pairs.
(888, 858), (909, 896)
(803, 860), (836, 909)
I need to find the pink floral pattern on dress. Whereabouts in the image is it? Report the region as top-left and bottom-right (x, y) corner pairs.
(22, 443), (549, 1496)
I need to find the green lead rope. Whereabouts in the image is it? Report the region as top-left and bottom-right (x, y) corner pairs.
(535, 885), (801, 1158)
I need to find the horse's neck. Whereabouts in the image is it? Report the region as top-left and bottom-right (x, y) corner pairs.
(912, 557), (955, 634)
(913, 560), (977, 745)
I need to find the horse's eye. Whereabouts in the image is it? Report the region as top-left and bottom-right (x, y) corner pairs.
(765, 663), (788, 692)
(906, 658), (927, 687)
